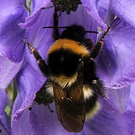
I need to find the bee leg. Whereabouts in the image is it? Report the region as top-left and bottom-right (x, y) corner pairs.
(84, 38), (94, 51)
(47, 104), (54, 113)
(92, 80), (108, 98)
(23, 38), (50, 76)
(34, 79), (54, 112)
(53, 6), (59, 40)
(90, 27), (110, 59)
(90, 40), (103, 59)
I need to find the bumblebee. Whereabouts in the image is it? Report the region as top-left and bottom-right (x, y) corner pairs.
(24, 7), (110, 133)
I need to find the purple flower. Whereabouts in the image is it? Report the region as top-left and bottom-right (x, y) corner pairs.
(0, 112), (11, 135)
(0, 0), (135, 134)
(0, 0), (27, 133)
(0, 90), (11, 135)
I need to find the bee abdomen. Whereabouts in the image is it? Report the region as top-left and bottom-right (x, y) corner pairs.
(83, 85), (100, 119)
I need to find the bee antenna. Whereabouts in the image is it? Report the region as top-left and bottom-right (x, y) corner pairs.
(85, 31), (99, 34)
(43, 27), (99, 34)
(43, 26), (69, 29)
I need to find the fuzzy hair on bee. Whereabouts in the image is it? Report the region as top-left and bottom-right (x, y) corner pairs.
(24, 7), (110, 133)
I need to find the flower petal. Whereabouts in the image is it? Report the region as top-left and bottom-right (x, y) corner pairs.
(126, 82), (135, 112)
(20, 0), (51, 29)
(27, 91), (135, 135)
(0, 112), (11, 135)
(0, 90), (7, 118)
(59, 5), (98, 43)
(29, 103), (74, 135)
(82, 110), (135, 135)
(31, 0), (51, 14)
(0, 0), (27, 63)
(99, 86), (131, 114)
(0, 56), (23, 90)
(81, 0), (107, 30)
(110, 0), (135, 28)
(11, 94), (32, 135)
(12, 85), (135, 135)
(97, 18), (135, 88)
(80, 84), (135, 135)
(97, 0), (110, 20)
(12, 110), (31, 135)
(13, 62), (46, 120)
(25, 7), (54, 64)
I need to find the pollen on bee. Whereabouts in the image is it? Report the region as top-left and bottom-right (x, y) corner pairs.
(92, 80), (97, 84)
(50, 73), (78, 88)
(83, 85), (93, 100)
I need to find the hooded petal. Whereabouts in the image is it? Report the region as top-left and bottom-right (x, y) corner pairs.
(0, 56), (23, 90)
(31, 0), (51, 14)
(97, 0), (110, 21)
(110, 0), (135, 28)
(97, 18), (135, 89)
(23, 4), (99, 74)
(0, 0), (27, 63)
(20, 0), (51, 29)
(58, 5), (98, 43)
(81, 0), (107, 30)
(25, 7), (54, 63)
(21, 0), (106, 32)
(13, 62), (46, 120)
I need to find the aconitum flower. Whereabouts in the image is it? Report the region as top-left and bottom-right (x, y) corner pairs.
(0, 0), (135, 135)
(0, 0), (27, 134)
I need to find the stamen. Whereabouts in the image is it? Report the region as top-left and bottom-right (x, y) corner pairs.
(51, 0), (82, 14)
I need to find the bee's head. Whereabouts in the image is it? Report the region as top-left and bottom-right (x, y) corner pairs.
(60, 25), (86, 42)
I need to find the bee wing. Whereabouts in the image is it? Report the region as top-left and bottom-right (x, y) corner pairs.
(53, 66), (85, 133)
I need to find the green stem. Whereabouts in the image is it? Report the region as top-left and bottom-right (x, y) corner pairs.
(12, 79), (18, 103)
(9, 79), (18, 119)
